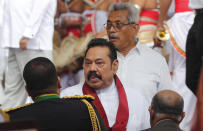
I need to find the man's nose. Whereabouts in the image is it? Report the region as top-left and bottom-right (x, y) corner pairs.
(90, 63), (97, 71)
(108, 24), (117, 33)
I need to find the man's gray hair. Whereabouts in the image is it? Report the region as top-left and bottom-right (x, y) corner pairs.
(109, 3), (140, 24)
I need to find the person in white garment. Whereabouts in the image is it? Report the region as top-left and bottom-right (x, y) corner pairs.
(61, 38), (150, 131)
(153, 0), (197, 130)
(164, 42), (197, 131)
(0, 0), (57, 110)
(0, 0), (4, 97)
(0, 0), (7, 101)
(106, 3), (172, 104)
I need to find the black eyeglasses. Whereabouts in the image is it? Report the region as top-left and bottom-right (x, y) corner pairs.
(105, 22), (135, 31)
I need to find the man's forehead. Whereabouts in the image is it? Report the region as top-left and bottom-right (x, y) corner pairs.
(108, 10), (129, 22)
(85, 57), (104, 61)
(85, 46), (110, 59)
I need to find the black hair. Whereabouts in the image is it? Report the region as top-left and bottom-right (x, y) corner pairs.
(23, 57), (58, 92)
(151, 94), (184, 117)
(84, 38), (117, 63)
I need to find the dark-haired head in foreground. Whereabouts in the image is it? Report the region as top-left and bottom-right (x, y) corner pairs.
(23, 57), (61, 100)
(84, 38), (117, 64)
(149, 90), (185, 127)
(84, 38), (118, 90)
(7, 57), (107, 131)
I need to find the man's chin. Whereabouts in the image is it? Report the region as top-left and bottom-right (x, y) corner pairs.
(87, 82), (102, 90)
(109, 40), (119, 49)
(109, 39), (118, 45)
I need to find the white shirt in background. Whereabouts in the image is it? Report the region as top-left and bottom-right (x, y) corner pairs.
(0, 0), (56, 50)
(0, 0), (4, 27)
(189, 0), (203, 9)
(117, 42), (173, 104)
(165, 41), (197, 131)
(0, 0), (5, 100)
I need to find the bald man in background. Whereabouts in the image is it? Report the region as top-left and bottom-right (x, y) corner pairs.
(142, 90), (185, 131)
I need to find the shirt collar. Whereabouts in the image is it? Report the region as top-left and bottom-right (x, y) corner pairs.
(117, 41), (142, 58)
(34, 94), (60, 103)
(154, 119), (177, 127)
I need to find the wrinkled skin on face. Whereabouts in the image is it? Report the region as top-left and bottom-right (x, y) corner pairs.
(107, 10), (139, 56)
(84, 46), (118, 89)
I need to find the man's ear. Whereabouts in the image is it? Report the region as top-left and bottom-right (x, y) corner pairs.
(133, 24), (140, 35)
(178, 112), (185, 123)
(133, 23), (139, 29)
(149, 106), (155, 127)
(25, 86), (31, 96)
(57, 77), (62, 94)
(112, 59), (118, 75)
(149, 106), (154, 116)
(57, 77), (62, 89)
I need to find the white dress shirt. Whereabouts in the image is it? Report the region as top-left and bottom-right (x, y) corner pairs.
(189, 0), (203, 9)
(165, 41), (197, 131)
(61, 81), (150, 131)
(117, 42), (173, 104)
(0, 0), (56, 50)
(96, 80), (119, 127)
(0, 0), (4, 27)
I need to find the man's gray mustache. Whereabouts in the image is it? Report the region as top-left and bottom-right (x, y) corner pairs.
(109, 34), (119, 38)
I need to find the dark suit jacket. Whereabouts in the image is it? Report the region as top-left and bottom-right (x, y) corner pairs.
(142, 119), (182, 131)
(6, 97), (107, 131)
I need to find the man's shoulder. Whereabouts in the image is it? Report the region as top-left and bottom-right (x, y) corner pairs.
(6, 95), (94, 113)
(60, 83), (84, 97)
(6, 96), (95, 121)
(62, 95), (94, 102)
(136, 44), (168, 69)
(144, 120), (182, 131)
(5, 97), (102, 131)
(142, 126), (182, 131)
(141, 126), (181, 131)
(139, 44), (165, 60)
(5, 103), (33, 114)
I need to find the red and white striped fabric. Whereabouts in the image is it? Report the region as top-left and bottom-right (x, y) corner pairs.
(138, 9), (159, 46)
(166, 0), (194, 57)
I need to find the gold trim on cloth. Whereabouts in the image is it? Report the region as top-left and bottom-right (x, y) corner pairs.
(0, 109), (10, 122)
(165, 24), (186, 57)
(81, 99), (101, 131)
(63, 95), (101, 131)
(63, 95), (95, 100)
(4, 103), (32, 113)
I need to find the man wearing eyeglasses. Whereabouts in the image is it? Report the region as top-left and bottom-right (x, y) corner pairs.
(106, 3), (173, 104)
